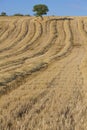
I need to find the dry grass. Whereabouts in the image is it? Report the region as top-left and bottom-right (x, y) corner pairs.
(0, 16), (87, 130)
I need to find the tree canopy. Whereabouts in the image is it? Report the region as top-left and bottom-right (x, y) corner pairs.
(0, 12), (7, 16)
(33, 4), (49, 16)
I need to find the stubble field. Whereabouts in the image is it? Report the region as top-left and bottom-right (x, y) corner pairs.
(0, 16), (87, 130)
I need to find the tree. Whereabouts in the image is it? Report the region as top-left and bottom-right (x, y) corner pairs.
(24, 14), (30, 16)
(13, 13), (24, 16)
(33, 4), (49, 17)
(0, 12), (7, 16)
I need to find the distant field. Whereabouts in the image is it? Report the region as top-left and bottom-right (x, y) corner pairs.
(0, 16), (87, 130)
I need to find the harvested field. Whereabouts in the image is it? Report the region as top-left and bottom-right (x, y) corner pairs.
(0, 16), (87, 130)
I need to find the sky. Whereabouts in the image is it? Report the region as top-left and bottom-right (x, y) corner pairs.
(0, 0), (87, 16)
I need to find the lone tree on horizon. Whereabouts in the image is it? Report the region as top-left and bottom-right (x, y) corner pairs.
(33, 4), (49, 17)
(0, 12), (7, 16)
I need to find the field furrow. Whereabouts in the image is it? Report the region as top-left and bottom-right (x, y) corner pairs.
(0, 16), (87, 130)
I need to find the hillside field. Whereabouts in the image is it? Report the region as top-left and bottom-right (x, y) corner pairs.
(0, 16), (87, 130)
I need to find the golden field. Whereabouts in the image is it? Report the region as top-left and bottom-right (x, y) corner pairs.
(0, 16), (87, 130)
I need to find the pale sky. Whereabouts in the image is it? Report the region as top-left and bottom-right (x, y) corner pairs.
(0, 0), (87, 16)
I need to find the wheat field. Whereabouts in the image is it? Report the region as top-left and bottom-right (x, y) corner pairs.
(0, 16), (87, 130)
